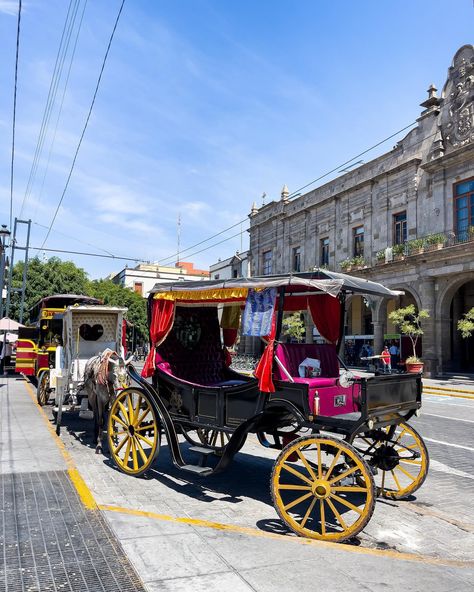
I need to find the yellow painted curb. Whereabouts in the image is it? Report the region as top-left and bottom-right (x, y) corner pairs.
(99, 504), (474, 569)
(23, 379), (97, 510)
(422, 388), (474, 400)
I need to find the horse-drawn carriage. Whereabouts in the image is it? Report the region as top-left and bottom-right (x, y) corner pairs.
(106, 271), (428, 542)
(52, 304), (128, 437)
(15, 294), (101, 404)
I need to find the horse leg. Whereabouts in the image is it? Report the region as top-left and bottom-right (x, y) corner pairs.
(95, 402), (103, 454)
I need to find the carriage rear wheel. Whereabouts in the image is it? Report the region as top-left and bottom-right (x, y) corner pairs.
(271, 435), (375, 543)
(37, 371), (51, 406)
(182, 427), (246, 454)
(351, 422), (429, 500)
(107, 388), (160, 476)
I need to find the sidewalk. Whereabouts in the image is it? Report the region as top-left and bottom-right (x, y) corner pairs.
(0, 374), (147, 592)
(1, 374), (473, 592)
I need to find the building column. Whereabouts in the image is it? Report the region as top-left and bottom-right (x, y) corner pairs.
(420, 278), (437, 377)
(373, 321), (384, 356)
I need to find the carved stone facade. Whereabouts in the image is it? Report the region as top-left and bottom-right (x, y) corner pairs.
(248, 46), (474, 377)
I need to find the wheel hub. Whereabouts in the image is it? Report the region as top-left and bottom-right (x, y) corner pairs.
(373, 444), (400, 471)
(311, 480), (330, 499)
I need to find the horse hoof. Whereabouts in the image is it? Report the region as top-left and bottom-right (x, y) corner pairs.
(95, 447), (102, 454)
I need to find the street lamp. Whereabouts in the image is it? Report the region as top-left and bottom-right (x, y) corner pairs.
(0, 225), (11, 319)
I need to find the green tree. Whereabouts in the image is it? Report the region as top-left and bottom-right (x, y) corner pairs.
(282, 312), (305, 342)
(388, 304), (430, 363)
(86, 279), (148, 343)
(9, 257), (89, 323)
(457, 307), (474, 339)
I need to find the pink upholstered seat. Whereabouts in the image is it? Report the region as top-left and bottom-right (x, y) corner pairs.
(274, 343), (360, 417)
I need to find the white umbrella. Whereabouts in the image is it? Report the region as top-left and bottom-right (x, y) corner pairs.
(0, 317), (24, 331)
(0, 332), (17, 343)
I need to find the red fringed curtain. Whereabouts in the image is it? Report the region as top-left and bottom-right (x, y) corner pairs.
(222, 328), (238, 366)
(254, 312), (277, 393)
(141, 299), (176, 377)
(307, 294), (341, 344)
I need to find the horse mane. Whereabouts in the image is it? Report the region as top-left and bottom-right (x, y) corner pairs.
(97, 348), (121, 385)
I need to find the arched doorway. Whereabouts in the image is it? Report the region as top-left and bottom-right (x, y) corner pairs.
(450, 280), (474, 372)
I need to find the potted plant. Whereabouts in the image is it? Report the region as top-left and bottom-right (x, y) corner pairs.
(407, 238), (425, 255)
(376, 249), (386, 264)
(425, 233), (445, 251)
(282, 312), (305, 343)
(388, 304), (430, 373)
(340, 258), (352, 271)
(392, 243), (405, 261)
(351, 255), (366, 270)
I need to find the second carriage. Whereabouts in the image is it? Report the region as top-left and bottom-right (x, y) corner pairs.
(107, 271), (429, 543)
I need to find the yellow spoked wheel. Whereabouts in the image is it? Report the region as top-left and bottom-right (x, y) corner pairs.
(351, 422), (429, 500)
(107, 388), (160, 476)
(271, 435), (375, 542)
(37, 371), (51, 406)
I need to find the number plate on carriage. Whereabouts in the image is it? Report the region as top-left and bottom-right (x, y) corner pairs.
(334, 394), (346, 407)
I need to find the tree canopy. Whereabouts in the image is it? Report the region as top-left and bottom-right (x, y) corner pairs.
(7, 257), (147, 342)
(388, 304), (430, 362)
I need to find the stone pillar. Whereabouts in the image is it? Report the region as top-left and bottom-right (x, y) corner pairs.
(373, 321), (384, 356)
(419, 278), (437, 377)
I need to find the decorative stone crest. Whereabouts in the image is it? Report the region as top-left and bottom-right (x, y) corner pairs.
(440, 45), (474, 149)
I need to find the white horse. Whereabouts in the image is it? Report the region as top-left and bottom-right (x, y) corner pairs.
(82, 349), (130, 453)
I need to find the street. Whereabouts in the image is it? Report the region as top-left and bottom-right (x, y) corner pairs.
(35, 380), (474, 590)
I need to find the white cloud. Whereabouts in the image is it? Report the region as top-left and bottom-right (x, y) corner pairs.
(0, 1), (19, 16)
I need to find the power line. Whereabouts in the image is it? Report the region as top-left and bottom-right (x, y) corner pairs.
(33, 220), (116, 257)
(34, 0), (88, 220)
(37, 0), (126, 252)
(30, 246), (146, 263)
(157, 119), (420, 265)
(19, 0), (81, 219)
(10, 0), (22, 233)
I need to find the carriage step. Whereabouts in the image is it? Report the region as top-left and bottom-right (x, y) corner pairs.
(181, 464), (213, 476)
(188, 446), (216, 456)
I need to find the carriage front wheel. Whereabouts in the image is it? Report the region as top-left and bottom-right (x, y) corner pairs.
(107, 387), (160, 477)
(350, 422), (429, 500)
(271, 435), (375, 543)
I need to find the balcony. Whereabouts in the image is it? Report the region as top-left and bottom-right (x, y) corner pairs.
(337, 229), (474, 273)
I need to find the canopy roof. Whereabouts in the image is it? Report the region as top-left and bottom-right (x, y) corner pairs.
(149, 271), (402, 301)
(0, 317), (24, 331)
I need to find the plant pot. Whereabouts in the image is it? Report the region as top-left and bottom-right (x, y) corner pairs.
(406, 361), (424, 374)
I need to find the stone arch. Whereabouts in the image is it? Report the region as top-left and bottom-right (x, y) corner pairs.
(437, 273), (474, 373)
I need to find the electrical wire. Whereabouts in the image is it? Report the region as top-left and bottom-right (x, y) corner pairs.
(34, 0), (88, 221)
(19, 0), (81, 219)
(158, 119), (420, 265)
(33, 220), (116, 256)
(37, 0), (126, 252)
(30, 246), (146, 263)
(10, 0), (22, 233)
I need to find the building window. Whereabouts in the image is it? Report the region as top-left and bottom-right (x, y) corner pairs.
(262, 250), (272, 275)
(133, 282), (143, 296)
(454, 179), (474, 240)
(214, 274), (220, 280)
(393, 211), (407, 245)
(292, 246), (301, 272)
(320, 237), (329, 266)
(232, 268), (238, 278)
(353, 227), (364, 257)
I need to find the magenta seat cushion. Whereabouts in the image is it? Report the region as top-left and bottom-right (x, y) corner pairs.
(274, 343), (340, 380)
(292, 377), (338, 388)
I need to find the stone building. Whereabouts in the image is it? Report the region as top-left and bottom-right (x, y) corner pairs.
(248, 45), (474, 377)
(210, 251), (250, 281)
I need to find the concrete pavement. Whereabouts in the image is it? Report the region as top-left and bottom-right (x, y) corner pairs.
(1, 373), (473, 591)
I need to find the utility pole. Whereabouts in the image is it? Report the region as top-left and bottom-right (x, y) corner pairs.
(0, 224), (11, 319)
(177, 212), (181, 266)
(4, 219), (31, 323)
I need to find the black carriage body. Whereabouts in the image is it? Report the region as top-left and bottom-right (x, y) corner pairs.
(150, 300), (421, 440)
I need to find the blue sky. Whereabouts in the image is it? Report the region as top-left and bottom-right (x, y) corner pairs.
(0, 0), (472, 279)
